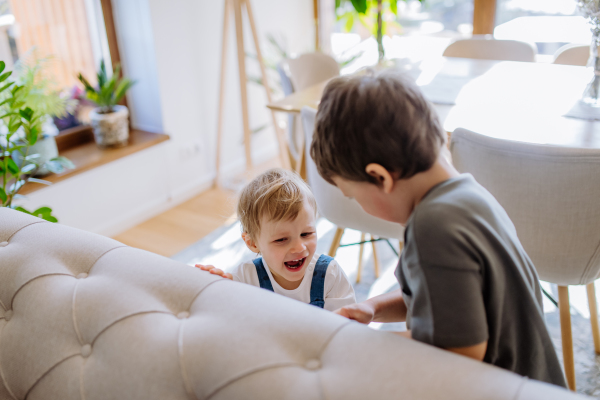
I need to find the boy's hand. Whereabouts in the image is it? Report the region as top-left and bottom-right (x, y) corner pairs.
(195, 264), (233, 280)
(334, 302), (376, 324)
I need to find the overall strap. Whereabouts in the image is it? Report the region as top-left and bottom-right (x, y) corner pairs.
(252, 257), (274, 292)
(309, 254), (333, 308)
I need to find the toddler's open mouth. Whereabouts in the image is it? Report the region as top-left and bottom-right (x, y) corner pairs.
(284, 257), (306, 270)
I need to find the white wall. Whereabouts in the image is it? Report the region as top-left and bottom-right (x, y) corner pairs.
(147, 0), (315, 188)
(21, 0), (315, 236)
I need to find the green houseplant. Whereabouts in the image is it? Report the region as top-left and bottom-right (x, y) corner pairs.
(0, 61), (74, 222)
(78, 61), (135, 148)
(14, 52), (74, 176)
(336, 0), (423, 63)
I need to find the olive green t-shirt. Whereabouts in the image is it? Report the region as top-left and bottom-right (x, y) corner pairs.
(396, 174), (566, 388)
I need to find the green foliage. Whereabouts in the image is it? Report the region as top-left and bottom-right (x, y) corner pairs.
(336, 0), (424, 61)
(78, 60), (136, 114)
(0, 61), (74, 223)
(13, 50), (70, 119)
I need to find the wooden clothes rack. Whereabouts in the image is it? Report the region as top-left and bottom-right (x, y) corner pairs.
(215, 0), (291, 183)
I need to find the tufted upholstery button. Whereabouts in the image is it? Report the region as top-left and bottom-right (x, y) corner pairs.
(81, 344), (92, 358)
(4, 310), (13, 321)
(177, 311), (190, 319)
(0, 241), (8, 247)
(76, 273), (88, 279)
(305, 359), (321, 370)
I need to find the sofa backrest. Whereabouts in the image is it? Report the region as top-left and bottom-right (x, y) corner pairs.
(0, 208), (585, 400)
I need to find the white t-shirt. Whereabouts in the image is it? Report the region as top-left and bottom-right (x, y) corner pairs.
(230, 253), (356, 311)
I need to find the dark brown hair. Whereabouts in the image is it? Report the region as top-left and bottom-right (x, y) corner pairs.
(310, 70), (446, 185)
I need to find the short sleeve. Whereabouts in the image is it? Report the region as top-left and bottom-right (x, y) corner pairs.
(405, 211), (489, 349)
(228, 262), (258, 286)
(323, 259), (356, 312)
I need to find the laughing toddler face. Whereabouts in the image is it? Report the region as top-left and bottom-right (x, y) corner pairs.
(244, 200), (317, 290)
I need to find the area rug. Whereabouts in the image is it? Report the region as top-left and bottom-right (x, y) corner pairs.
(172, 219), (600, 397)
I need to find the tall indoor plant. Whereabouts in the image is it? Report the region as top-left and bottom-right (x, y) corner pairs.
(78, 61), (135, 147)
(0, 61), (73, 222)
(14, 52), (74, 175)
(336, 0), (423, 62)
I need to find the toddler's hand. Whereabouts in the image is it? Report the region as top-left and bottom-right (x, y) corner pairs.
(334, 302), (375, 324)
(195, 264), (233, 280)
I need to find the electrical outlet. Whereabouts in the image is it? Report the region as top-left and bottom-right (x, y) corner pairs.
(179, 142), (203, 161)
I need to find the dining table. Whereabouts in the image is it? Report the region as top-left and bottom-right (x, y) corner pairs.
(267, 56), (600, 151)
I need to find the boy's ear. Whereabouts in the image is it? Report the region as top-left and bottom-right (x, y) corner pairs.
(242, 232), (260, 253)
(365, 163), (395, 194)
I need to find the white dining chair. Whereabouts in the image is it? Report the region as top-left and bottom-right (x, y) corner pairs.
(443, 35), (537, 62)
(553, 44), (590, 66)
(301, 106), (405, 282)
(278, 53), (340, 172)
(450, 127), (600, 391)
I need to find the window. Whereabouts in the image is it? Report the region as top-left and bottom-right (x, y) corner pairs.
(494, 0), (588, 61)
(7, 0), (111, 87)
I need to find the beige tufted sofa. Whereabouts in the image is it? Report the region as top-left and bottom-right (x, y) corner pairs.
(0, 208), (587, 400)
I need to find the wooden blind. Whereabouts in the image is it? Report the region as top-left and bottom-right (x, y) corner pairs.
(9, 0), (97, 88)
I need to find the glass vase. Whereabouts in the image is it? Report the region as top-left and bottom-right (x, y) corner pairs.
(582, 31), (600, 106)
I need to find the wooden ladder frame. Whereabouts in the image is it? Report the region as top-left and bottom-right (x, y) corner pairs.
(215, 0), (291, 184)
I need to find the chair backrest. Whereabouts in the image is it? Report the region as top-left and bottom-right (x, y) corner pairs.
(443, 35), (537, 62)
(286, 52), (340, 91)
(450, 128), (600, 285)
(553, 44), (590, 66)
(301, 106), (404, 240)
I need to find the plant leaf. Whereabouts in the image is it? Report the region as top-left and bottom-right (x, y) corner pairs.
(345, 12), (355, 31)
(8, 179), (25, 194)
(0, 187), (6, 203)
(33, 206), (52, 216)
(24, 154), (41, 161)
(28, 177), (52, 185)
(389, 0), (397, 15)
(50, 156), (75, 169)
(42, 215), (58, 223)
(19, 107), (34, 122)
(21, 164), (37, 174)
(7, 157), (19, 175)
(0, 81), (14, 95)
(44, 160), (65, 174)
(14, 206), (32, 215)
(0, 71), (12, 83)
(350, 0), (368, 13)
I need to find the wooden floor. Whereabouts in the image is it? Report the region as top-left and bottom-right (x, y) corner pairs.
(113, 157), (282, 257)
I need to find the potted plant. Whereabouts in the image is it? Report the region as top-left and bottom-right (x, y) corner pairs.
(336, 0), (424, 63)
(78, 61), (135, 148)
(0, 61), (74, 222)
(13, 52), (74, 176)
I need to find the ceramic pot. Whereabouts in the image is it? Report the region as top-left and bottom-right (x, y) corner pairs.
(12, 136), (59, 177)
(89, 105), (129, 147)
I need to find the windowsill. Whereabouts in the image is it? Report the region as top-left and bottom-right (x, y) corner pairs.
(20, 126), (170, 195)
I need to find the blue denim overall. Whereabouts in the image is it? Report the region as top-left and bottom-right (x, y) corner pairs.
(252, 254), (333, 308)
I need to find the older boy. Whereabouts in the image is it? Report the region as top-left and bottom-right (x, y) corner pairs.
(310, 71), (566, 387)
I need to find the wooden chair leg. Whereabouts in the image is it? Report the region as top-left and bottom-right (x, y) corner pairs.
(356, 232), (366, 283)
(328, 227), (344, 257)
(586, 282), (600, 355)
(558, 285), (576, 391)
(371, 235), (380, 279)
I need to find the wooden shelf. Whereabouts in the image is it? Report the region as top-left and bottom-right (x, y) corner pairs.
(20, 128), (169, 195)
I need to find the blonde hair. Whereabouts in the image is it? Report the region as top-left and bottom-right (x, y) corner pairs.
(238, 168), (317, 240)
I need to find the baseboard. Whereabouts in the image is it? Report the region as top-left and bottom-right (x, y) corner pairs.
(98, 143), (278, 238)
(98, 174), (215, 238)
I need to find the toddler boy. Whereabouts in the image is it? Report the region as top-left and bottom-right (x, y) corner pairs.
(198, 168), (356, 311)
(310, 71), (566, 387)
